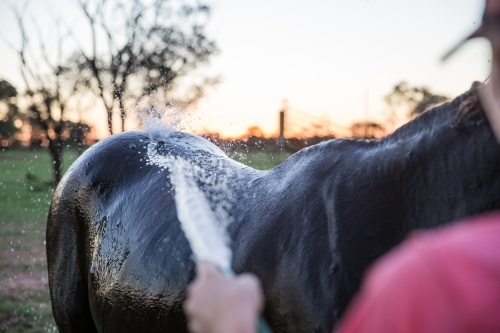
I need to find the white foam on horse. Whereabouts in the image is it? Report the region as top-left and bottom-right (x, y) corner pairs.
(146, 141), (233, 273)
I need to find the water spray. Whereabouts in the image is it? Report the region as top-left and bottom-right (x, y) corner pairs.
(172, 165), (273, 333)
(146, 140), (272, 332)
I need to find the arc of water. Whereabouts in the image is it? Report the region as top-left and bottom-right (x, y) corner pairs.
(146, 140), (272, 332)
(173, 166), (233, 274)
(172, 164), (273, 333)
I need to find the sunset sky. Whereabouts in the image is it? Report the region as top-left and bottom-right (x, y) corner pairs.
(0, 0), (491, 138)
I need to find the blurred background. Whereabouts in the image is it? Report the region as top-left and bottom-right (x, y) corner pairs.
(0, 0), (490, 331)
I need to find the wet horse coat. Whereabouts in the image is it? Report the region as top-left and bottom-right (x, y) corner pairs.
(47, 87), (500, 333)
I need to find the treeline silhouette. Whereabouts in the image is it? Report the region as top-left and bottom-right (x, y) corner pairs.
(203, 133), (336, 153)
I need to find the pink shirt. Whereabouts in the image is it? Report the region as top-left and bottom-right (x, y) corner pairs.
(335, 211), (500, 333)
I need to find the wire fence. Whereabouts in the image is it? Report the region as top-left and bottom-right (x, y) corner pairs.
(284, 107), (352, 138)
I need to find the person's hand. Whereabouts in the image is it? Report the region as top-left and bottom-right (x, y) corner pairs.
(184, 262), (264, 333)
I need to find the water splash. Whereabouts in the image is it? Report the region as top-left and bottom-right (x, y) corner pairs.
(136, 105), (177, 134)
(136, 102), (201, 135)
(145, 129), (234, 272)
(173, 166), (232, 272)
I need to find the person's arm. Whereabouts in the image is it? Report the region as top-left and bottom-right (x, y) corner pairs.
(184, 262), (264, 333)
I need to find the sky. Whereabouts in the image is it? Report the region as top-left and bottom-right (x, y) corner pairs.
(0, 0), (490, 138)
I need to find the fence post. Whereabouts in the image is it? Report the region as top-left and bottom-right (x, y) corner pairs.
(278, 100), (287, 147)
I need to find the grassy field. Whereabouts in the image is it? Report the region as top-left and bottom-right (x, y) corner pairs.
(0, 149), (79, 333)
(0, 146), (291, 332)
(226, 149), (292, 170)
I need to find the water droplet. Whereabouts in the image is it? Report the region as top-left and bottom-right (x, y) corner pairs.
(129, 143), (137, 149)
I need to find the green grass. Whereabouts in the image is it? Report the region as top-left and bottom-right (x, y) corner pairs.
(0, 216), (56, 333)
(0, 149), (80, 223)
(0, 289), (55, 333)
(0, 146), (292, 332)
(226, 150), (292, 170)
(0, 148), (79, 333)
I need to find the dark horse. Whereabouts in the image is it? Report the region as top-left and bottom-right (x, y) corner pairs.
(47, 85), (500, 333)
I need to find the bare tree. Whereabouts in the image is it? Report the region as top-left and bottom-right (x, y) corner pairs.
(72, 0), (219, 134)
(1, 0), (218, 183)
(0, 1), (82, 183)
